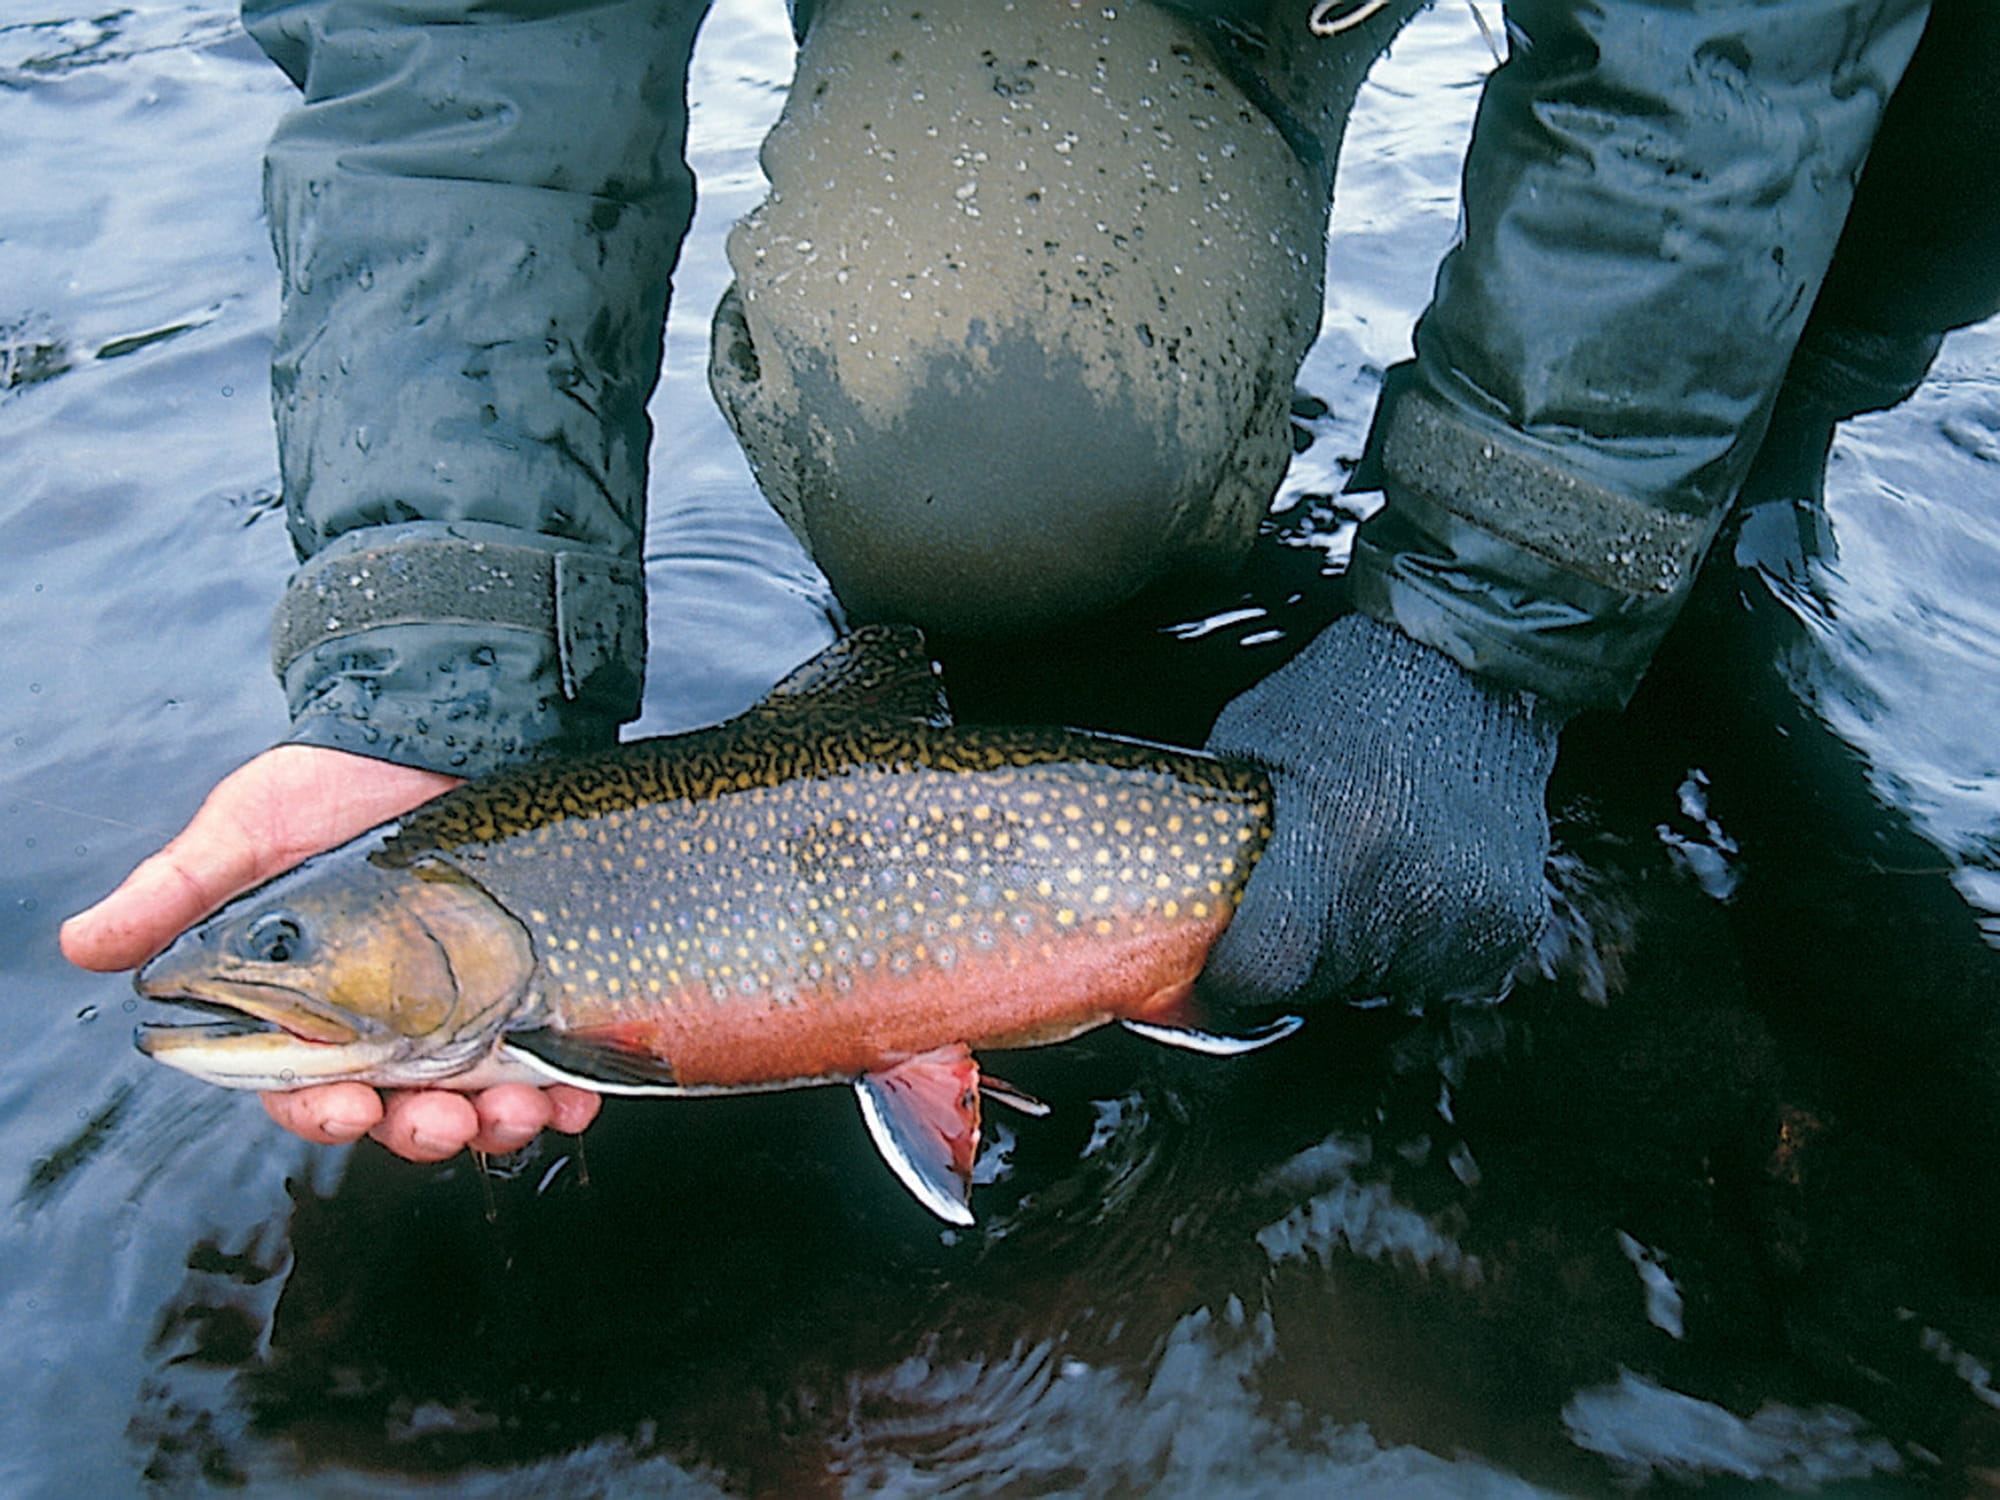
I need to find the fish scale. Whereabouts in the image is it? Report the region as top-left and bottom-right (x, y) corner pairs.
(135, 627), (1295, 1223)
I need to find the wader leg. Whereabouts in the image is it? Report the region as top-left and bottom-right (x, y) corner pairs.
(246, 0), (709, 774)
(710, 0), (1408, 638)
(1739, 0), (1999, 529)
(1781, 0), (2000, 426)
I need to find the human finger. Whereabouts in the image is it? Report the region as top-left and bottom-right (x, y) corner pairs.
(545, 1085), (603, 1135)
(465, 1084), (555, 1154)
(369, 1090), (482, 1162)
(61, 823), (266, 972)
(261, 1082), (386, 1145)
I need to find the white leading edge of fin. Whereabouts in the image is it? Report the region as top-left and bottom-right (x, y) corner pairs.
(1119, 1013), (1304, 1056)
(854, 1077), (977, 1226)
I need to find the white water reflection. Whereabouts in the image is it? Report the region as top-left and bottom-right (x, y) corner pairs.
(1564, 1370), (1901, 1491)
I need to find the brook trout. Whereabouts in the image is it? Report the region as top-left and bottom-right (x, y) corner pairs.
(135, 627), (1293, 1222)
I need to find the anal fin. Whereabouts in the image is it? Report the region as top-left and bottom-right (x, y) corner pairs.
(855, 1044), (982, 1225)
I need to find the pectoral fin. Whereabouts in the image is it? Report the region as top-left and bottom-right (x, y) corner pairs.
(502, 1026), (682, 1093)
(855, 1044), (982, 1225)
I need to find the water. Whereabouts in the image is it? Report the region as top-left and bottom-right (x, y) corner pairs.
(4, 1), (1999, 1493)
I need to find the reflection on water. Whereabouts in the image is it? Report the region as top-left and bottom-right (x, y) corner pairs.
(4, 0), (2000, 1494)
(1753, 371), (2000, 947)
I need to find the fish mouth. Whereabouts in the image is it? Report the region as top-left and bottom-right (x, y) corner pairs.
(133, 974), (367, 1047)
(135, 995), (290, 1048)
(132, 982), (404, 1091)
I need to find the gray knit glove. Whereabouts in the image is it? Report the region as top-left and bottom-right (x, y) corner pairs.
(1202, 613), (1567, 1013)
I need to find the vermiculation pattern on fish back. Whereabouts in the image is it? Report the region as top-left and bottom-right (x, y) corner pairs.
(386, 725), (1271, 1082)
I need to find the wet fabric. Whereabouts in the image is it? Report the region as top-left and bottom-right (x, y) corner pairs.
(242, 0), (1990, 769)
(1351, 0), (1936, 711)
(246, 0), (1415, 764)
(1785, 0), (2000, 424)
(1814, 0), (2000, 344)
(709, 0), (1409, 637)
(243, 0), (709, 774)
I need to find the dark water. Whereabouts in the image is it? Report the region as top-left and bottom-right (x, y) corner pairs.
(5, 2), (1999, 1494)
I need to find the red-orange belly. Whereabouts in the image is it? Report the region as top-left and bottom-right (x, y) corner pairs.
(548, 912), (1229, 1088)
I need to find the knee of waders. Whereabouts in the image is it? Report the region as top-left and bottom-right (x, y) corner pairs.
(708, 0), (1330, 638)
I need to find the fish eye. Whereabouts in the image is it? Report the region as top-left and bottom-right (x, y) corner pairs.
(243, 911), (309, 965)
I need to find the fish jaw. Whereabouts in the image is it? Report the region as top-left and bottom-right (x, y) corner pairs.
(135, 1021), (415, 1091)
(133, 961), (391, 1090)
(135, 1020), (556, 1092)
(139, 972), (368, 1045)
(133, 971), (512, 1092)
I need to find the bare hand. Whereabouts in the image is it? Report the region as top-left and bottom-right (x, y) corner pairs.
(60, 744), (600, 1158)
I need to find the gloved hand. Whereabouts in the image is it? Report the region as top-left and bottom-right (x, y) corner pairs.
(1201, 613), (1567, 1013)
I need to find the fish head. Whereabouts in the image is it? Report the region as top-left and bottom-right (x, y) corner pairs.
(134, 849), (535, 1091)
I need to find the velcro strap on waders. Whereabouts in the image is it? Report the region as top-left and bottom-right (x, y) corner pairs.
(272, 534), (645, 703)
(1380, 388), (1709, 598)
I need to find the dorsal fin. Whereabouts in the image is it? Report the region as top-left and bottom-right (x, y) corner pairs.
(755, 625), (951, 727)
